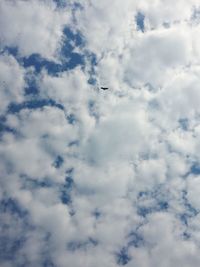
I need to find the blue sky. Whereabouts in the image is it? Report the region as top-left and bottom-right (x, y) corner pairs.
(1, 1), (200, 267)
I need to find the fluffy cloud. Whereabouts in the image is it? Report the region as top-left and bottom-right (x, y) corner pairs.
(0, 54), (25, 114)
(1, 1), (200, 267)
(0, 0), (70, 59)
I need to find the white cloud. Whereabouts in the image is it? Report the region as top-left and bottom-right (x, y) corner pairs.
(82, 98), (153, 165)
(0, 54), (25, 114)
(1, 1), (200, 267)
(139, 0), (199, 29)
(0, 0), (70, 59)
(131, 212), (200, 267)
(123, 26), (192, 87)
(187, 174), (200, 210)
(2, 106), (77, 178)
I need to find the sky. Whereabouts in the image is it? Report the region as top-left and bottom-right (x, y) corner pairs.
(1, 0), (200, 266)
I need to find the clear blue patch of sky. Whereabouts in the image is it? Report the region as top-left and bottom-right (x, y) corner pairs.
(137, 187), (169, 217)
(42, 257), (57, 267)
(53, 155), (64, 169)
(67, 238), (98, 252)
(53, 0), (67, 8)
(0, 115), (18, 139)
(1, 27), (85, 77)
(182, 231), (191, 240)
(24, 72), (39, 95)
(0, 236), (25, 262)
(60, 190), (71, 205)
(92, 208), (102, 219)
(0, 198), (28, 218)
(24, 79), (39, 95)
(137, 201), (169, 217)
(67, 113), (77, 124)
(64, 176), (74, 189)
(0, 46), (18, 57)
(7, 99), (64, 114)
(2, 26), (97, 89)
(60, 176), (74, 205)
(127, 231), (144, 248)
(53, 0), (83, 11)
(190, 163), (200, 175)
(62, 27), (84, 49)
(20, 27), (85, 75)
(179, 190), (198, 226)
(68, 140), (79, 147)
(85, 52), (98, 85)
(135, 12), (145, 32)
(22, 52), (84, 75)
(182, 162), (200, 178)
(179, 118), (189, 131)
(178, 191), (198, 226)
(116, 247), (131, 266)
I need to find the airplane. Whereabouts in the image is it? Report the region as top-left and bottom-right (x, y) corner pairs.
(100, 87), (109, 90)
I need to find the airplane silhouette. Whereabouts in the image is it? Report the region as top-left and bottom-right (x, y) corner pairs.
(100, 87), (109, 90)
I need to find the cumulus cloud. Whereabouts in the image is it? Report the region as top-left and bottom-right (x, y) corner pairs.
(0, 0), (70, 59)
(1, 0), (200, 267)
(0, 54), (25, 114)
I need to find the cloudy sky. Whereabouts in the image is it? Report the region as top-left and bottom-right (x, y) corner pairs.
(1, 0), (200, 266)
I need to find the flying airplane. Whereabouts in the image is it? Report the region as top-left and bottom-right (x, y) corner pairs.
(100, 87), (109, 90)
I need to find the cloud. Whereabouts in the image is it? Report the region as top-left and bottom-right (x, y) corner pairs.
(138, 0), (199, 29)
(1, 1), (200, 267)
(0, 54), (25, 114)
(123, 25), (192, 87)
(0, 0), (70, 59)
(2, 106), (77, 178)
